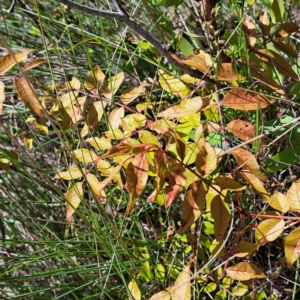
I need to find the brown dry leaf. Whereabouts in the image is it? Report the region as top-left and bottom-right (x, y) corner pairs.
(222, 88), (274, 111)
(158, 69), (189, 99)
(286, 180), (300, 213)
(157, 96), (213, 119)
(55, 168), (84, 180)
(195, 141), (218, 176)
(242, 17), (258, 49)
(22, 58), (47, 72)
(165, 163), (186, 208)
(226, 262), (266, 281)
(0, 81), (5, 115)
(284, 227), (300, 268)
(84, 64), (105, 94)
(275, 22), (299, 38)
(254, 49), (299, 80)
(255, 219), (285, 248)
(249, 60), (285, 95)
(213, 175), (245, 191)
(227, 120), (255, 141)
(211, 196), (231, 241)
(232, 148), (265, 180)
(180, 53), (212, 75)
(121, 83), (145, 104)
(172, 263), (191, 300)
(216, 63), (244, 82)
(0, 49), (33, 75)
(178, 180), (207, 234)
(72, 148), (98, 163)
(102, 72), (125, 99)
(15, 77), (45, 118)
(148, 150), (167, 203)
(259, 10), (270, 40)
(272, 39), (298, 58)
(126, 152), (149, 215)
(65, 182), (83, 223)
(87, 101), (107, 130)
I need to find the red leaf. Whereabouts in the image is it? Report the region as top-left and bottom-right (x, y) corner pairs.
(165, 163), (186, 208)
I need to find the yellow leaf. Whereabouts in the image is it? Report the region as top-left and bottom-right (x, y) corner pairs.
(158, 69), (189, 99)
(157, 96), (213, 119)
(0, 49), (33, 75)
(226, 262), (266, 281)
(121, 84), (145, 104)
(15, 77), (44, 118)
(128, 279), (141, 300)
(238, 170), (269, 199)
(195, 141), (218, 176)
(126, 152), (149, 215)
(286, 180), (300, 213)
(103, 72), (124, 99)
(55, 168), (84, 180)
(86, 173), (106, 199)
(108, 107), (124, 129)
(284, 226), (300, 268)
(104, 128), (124, 140)
(72, 148), (98, 163)
(66, 76), (81, 90)
(139, 130), (159, 145)
(86, 137), (112, 150)
(24, 132), (33, 149)
(210, 240), (226, 257)
(150, 290), (171, 300)
(265, 191), (289, 213)
(255, 219), (284, 248)
(0, 81), (5, 115)
(233, 241), (256, 258)
(65, 182), (83, 223)
(84, 65), (105, 94)
(36, 118), (49, 135)
(172, 264), (191, 300)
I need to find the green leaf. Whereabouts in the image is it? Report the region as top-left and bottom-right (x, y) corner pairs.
(155, 0), (183, 7)
(271, 0), (284, 23)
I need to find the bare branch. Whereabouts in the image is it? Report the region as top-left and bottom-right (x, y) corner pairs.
(54, 0), (212, 82)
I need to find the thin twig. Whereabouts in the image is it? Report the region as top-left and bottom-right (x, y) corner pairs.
(54, 0), (213, 82)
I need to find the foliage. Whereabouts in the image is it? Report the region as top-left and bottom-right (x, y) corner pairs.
(0, 0), (300, 299)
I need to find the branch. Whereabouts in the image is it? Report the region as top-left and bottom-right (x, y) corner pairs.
(54, 0), (212, 82)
